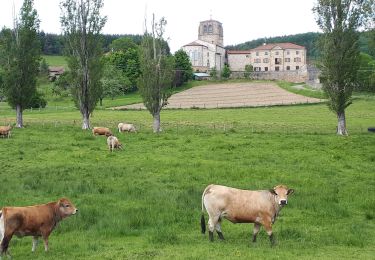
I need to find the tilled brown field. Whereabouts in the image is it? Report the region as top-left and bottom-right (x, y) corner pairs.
(114, 82), (322, 110)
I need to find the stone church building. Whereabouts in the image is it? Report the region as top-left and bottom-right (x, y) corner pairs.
(182, 19), (307, 78)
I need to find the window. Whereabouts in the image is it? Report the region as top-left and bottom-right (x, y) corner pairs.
(275, 51), (279, 55)
(285, 58), (290, 62)
(208, 25), (213, 33)
(264, 67), (268, 71)
(296, 51), (299, 55)
(286, 66), (290, 70)
(256, 52), (259, 56)
(254, 58), (261, 63)
(254, 67), (261, 71)
(246, 55), (250, 58)
(203, 25), (207, 33)
(296, 66), (300, 70)
(265, 52), (268, 55)
(275, 58), (282, 64)
(263, 58), (269, 63)
(294, 57), (301, 62)
(286, 51), (290, 55)
(275, 66), (280, 71)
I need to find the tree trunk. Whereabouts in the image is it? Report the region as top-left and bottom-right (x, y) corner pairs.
(337, 111), (348, 136)
(16, 104), (23, 128)
(153, 112), (161, 133)
(81, 106), (90, 130)
(99, 98), (103, 106)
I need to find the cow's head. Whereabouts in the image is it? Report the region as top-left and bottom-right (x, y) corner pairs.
(57, 198), (78, 218)
(269, 185), (294, 206)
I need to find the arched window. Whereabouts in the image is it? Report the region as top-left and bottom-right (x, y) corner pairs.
(203, 25), (207, 33)
(208, 25), (213, 33)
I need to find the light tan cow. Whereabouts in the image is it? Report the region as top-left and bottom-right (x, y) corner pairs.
(107, 135), (123, 152)
(0, 125), (11, 138)
(92, 127), (112, 137)
(0, 198), (77, 257)
(201, 184), (294, 245)
(118, 123), (136, 133)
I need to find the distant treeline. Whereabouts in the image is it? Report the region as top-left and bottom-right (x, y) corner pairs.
(39, 32), (142, 55)
(226, 31), (374, 60)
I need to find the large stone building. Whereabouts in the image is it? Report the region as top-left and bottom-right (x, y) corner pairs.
(182, 20), (226, 72)
(228, 43), (306, 72)
(182, 19), (307, 76)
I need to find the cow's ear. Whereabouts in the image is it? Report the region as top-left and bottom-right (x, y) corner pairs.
(269, 189), (277, 195)
(287, 189), (294, 195)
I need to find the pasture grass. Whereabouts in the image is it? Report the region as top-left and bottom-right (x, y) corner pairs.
(1, 96), (375, 259)
(43, 55), (68, 69)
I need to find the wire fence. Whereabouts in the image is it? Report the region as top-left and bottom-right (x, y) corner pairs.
(1, 118), (372, 135)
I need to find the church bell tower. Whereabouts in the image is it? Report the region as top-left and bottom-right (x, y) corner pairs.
(198, 19), (224, 46)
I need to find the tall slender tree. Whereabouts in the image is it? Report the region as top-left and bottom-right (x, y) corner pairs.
(0, 0), (40, 128)
(313, 0), (372, 135)
(138, 15), (174, 133)
(60, 0), (106, 129)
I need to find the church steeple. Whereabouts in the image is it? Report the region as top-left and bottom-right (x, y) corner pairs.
(198, 19), (223, 46)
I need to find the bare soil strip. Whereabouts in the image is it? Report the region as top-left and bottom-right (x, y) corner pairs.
(113, 82), (323, 110)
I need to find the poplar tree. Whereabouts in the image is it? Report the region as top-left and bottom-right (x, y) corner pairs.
(60, 0), (106, 129)
(1, 0), (40, 128)
(138, 15), (174, 133)
(313, 0), (372, 135)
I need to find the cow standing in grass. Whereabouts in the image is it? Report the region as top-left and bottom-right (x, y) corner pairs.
(0, 198), (77, 257)
(107, 135), (123, 152)
(201, 184), (294, 245)
(0, 125), (11, 138)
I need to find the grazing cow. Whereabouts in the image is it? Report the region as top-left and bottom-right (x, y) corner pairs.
(118, 123), (136, 133)
(107, 135), (123, 152)
(0, 198), (77, 256)
(0, 125), (11, 138)
(201, 184), (294, 245)
(92, 127), (112, 137)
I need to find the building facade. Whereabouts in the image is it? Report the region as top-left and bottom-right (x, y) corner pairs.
(182, 19), (306, 74)
(182, 20), (226, 72)
(228, 43), (306, 72)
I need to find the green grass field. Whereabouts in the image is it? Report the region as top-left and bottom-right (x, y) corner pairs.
(1, 80), (375, 259)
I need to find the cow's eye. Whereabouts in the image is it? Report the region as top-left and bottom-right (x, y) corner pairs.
(65, 204), (70, 208)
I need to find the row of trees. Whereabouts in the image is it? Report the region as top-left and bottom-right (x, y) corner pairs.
(0, 0), (193, 133)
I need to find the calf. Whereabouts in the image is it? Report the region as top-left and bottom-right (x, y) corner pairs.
(118, 123), (136, 133)
(0, 198), (77, 256)
(0, 125), (11, 138)
(201, 184), (294, 245)
(92, 127), (112, 137)
(107, 135), (123, 152)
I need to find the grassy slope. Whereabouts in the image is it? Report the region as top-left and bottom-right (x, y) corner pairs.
(1, 97), (375, 259)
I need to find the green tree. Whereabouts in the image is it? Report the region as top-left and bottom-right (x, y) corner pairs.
(313, 0), (372, 135)
(357, 53), (375, 92)
(210, 67), (218, 80)
(0, 0), (41, 127)
(221, 64), (231, 79)
(244, 64), (253, 79)
(138, 15), (174, 133)
(174, 49), (193, 85)
(39, 57), (49, 77)
(60, 0), (107, 129)
(100, 63), (130, 106)
(109, 37), (138, 52)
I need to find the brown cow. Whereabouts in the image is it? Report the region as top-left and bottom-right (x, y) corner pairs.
(201, 184), (294, 245)
(0, 125), (11, 138)
(0, 198), (77, 256)
(92, 127), (112, 137)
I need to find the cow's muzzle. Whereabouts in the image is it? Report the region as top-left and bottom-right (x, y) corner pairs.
(280, 200), (287, 205)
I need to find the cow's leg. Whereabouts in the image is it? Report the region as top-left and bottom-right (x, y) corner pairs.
(0, 233), (13, 257)
(252, 223), (261, 242)
(263, 220), (275, 246)
(215, 218), (224, 240)
(32, 236), (39, 252)
(207, 214), (219, 242)
(43, 237), (49, 252)
(0, 214), (4, 244)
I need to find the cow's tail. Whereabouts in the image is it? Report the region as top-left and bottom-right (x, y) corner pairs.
(201, 185), (211, 234)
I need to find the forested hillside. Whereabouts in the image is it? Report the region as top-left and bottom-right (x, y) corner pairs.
(226, 31), (374, 59)
(39, 32), (142, 55)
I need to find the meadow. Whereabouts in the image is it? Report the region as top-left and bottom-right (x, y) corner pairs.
(0, 82), (375, 259)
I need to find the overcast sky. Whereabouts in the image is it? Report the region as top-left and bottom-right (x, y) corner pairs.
(0, 0), (321, 52)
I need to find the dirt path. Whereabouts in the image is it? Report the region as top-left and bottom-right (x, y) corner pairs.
(113, 82), (323, 110)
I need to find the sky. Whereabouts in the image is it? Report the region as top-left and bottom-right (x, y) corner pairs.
(0, 0), (321, 53)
